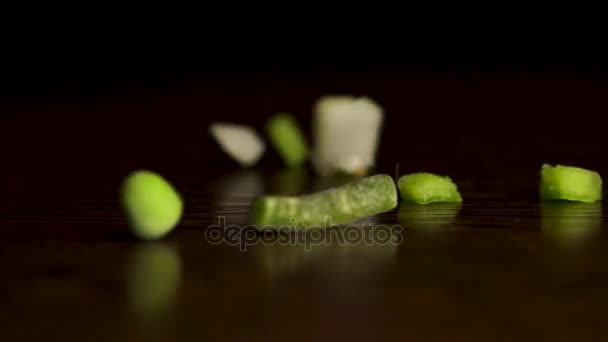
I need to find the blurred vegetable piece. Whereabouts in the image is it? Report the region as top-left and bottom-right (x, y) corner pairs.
(312, 95), (384, 176)
(120, 170), (183, 240)
(209, 122), (265, 167)
(266, 112), (309, 167)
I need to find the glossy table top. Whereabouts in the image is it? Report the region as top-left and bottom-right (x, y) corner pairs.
(3, 162), (608, 341)
(3, 67), (608, 340)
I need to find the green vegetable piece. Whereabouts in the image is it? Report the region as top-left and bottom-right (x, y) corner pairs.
(251, 174), (398, 230)
(266, 112), (309, 167)
(120, 170), (184, 240)
(540, 164), (602, 202)
(398, 172), (463, 204)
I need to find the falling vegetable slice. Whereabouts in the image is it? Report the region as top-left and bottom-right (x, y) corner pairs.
(398, 172), (463, 204)
(311, 95), (384, 176)
(251, 174), (398, 230)
(266, 112), (309, 167)
(209, 122), (265, 167)
(539, 164), (602, 202)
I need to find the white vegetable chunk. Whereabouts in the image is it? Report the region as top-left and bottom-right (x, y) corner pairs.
(209, 123), (266, 167)
(312, 95), (384, 176)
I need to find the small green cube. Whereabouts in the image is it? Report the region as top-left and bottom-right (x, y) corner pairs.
(266, 112), (309, 167)
(397, 172), (463, 204)
(540, 164), (602, 203)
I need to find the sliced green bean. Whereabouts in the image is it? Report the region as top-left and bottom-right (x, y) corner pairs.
(251, 174), (397, 230)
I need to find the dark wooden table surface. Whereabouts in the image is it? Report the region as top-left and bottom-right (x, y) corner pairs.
(2, 67), (608, 340)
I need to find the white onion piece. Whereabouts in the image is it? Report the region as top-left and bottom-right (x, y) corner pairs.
(209, 123), (265, 167)
(312, 95), (384, 176)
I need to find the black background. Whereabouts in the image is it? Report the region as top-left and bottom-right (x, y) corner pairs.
(3, 25), (608, 205)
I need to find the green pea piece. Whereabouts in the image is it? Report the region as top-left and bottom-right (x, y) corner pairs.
(398, 172), (463, 204)
(540, 164), (602, 203)
(251, 174), (398, 230)
(265, 112), (309, 167)
(120, 170), (184, 240)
